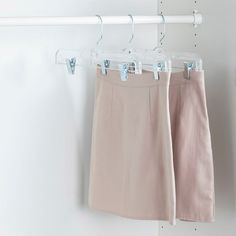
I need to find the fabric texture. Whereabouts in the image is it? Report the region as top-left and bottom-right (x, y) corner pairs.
(89, 69), (176, 225)
(169, 71), (215, 222)
(88, 68), (215, 224)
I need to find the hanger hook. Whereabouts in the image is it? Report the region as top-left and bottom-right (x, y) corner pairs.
(159, 13), (166, 47)
(128, 14), (134, 44)
(96, 15), (103, 46)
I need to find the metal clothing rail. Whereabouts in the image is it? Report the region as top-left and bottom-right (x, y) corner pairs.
(0, 14), (202, 26)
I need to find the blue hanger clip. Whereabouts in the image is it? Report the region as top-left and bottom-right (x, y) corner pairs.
(119, 63), (129, 81)
(66, 58), (76, 75)
(101, 59), (110, 75)
(184, 62), (195, 80)
(153, 62), (165, 80)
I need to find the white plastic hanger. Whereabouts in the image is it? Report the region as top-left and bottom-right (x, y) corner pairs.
(93, 14), (173, 81)
(55, 49), (84, 74)
(147, 13), (203, 79)
(92, 14), (143, 80)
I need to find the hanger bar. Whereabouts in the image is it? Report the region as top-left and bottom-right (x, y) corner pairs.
(0, 15), (202, 26)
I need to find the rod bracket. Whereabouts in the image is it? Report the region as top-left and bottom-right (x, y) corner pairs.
(193, 10), (202, 27)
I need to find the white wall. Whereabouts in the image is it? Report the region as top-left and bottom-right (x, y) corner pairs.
(0, 1), (160, 236)
(159, 0), (236, 235)
(1, 1), (234, 236)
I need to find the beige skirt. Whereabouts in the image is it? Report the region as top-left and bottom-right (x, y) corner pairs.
(88, 69), (176, 225)
(88, 69), (215, 224)
(169, 71), (215, 222)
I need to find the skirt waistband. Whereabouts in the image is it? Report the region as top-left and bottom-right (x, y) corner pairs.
(169, 70), (204, 85)
(96, 68), (170, 87)
(96, 68), (204, 87)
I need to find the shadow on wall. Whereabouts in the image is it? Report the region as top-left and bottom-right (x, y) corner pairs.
(205, 64), (236, 220)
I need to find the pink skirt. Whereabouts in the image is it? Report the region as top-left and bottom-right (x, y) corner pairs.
(169, 71), (215, 222)
(89, 69), (176, 225)
(88, 68), (215, 224)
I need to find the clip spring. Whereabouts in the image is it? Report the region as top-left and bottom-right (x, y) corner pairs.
(101, 59), (110, 75)
(127, 61), (142, 75)
(119, 63), (129, 81)
(128, 62), (136, 74)
(153, 62), (166, 80)
(184, 62), (195, 80)
(66, 58), (77, 75)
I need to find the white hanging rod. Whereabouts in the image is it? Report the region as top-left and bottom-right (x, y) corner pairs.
(0, 15), (202, 26)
